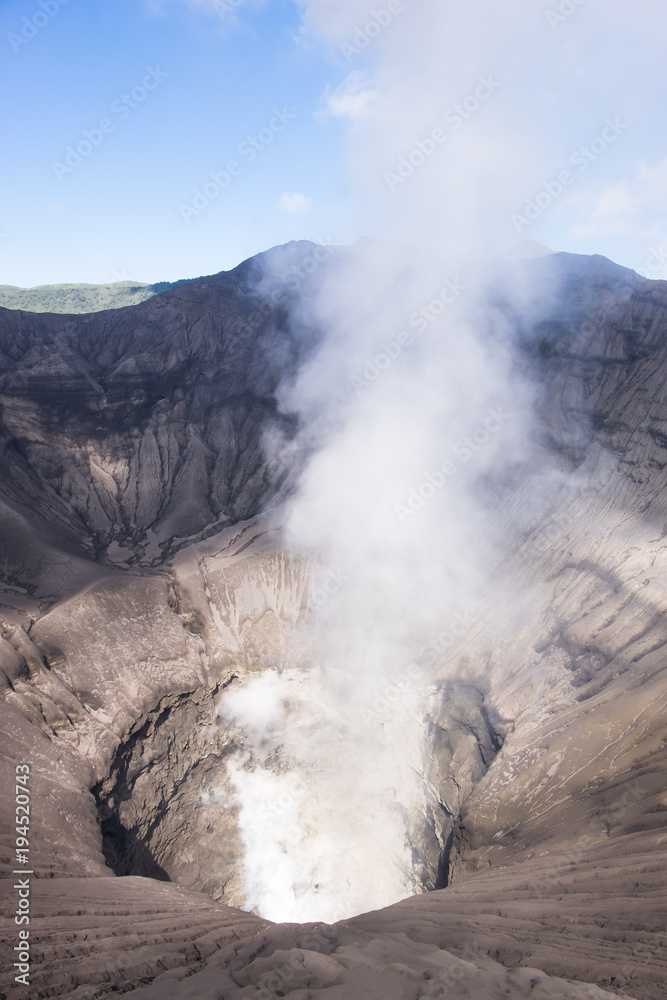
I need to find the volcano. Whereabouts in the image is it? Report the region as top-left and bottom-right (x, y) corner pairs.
(0, 244), (665, 1000)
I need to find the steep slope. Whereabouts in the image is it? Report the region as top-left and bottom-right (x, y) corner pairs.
(0, 244), (326, 582)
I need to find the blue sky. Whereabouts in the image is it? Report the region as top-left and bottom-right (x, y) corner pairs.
(1, 0), (666, 286)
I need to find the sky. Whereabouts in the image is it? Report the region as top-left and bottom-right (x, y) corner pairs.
(1, 0), (666, 286)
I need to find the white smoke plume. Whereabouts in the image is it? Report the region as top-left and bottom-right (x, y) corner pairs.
(219, 0), (661, 922)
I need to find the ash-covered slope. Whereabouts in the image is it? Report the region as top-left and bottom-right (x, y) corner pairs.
(0, 242), (326, 582)
(1, 248), (666, 1000)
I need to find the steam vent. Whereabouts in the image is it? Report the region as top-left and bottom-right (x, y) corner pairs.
(1, 243), (666, 999)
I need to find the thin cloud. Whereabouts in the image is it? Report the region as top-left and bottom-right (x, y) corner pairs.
(280, 192), (313, 213)
(568, 158), (667, 239)
(315, 71), (378, 122)
(147, 0), (260, 24)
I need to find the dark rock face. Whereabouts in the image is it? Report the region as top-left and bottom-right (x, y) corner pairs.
(0, 247), (316, 576)
(1, 246), (666, 999)
(93, 681), (242, 895)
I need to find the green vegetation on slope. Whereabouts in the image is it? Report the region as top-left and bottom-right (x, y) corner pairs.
(0, 279), (188, 315)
